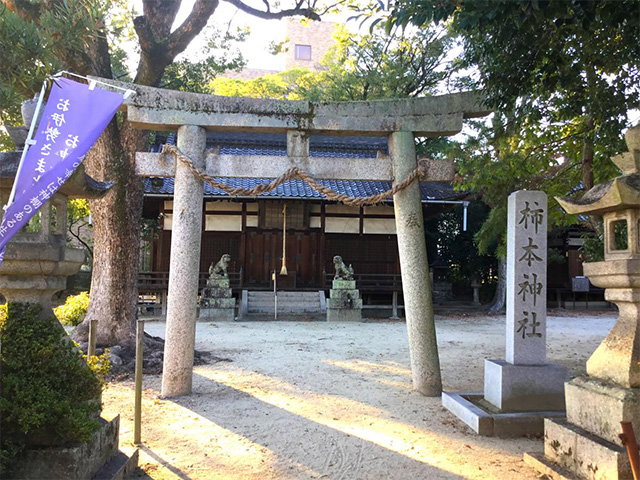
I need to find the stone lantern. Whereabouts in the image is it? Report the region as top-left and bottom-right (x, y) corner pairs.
(526, 125), (640, 479)
(0, 115), (112, 319)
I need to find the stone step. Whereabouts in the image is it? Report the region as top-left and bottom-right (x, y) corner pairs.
(249, 308), (322, 314)
(541, 418), (631, 480)
(92, 449), (139, 480)
(248, 293), (319, 299)
(249, 303), (319, 308)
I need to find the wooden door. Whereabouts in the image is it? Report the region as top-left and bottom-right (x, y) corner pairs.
(245, 230), (322, 287)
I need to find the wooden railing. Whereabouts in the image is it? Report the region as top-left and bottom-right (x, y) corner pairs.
(323, 273), (402, 292)
(138, 269), (243, 292)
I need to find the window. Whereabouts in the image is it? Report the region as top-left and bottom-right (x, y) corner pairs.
(295, 44), (312, 61)
(261, 202), (306, 229)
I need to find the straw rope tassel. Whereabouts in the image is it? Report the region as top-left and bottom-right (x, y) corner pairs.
(280, 204), (288, 276)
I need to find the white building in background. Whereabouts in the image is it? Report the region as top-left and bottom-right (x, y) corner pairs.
(224, 20), (338, 80)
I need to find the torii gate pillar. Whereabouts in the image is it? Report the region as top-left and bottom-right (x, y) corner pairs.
(389, 131), (442, 395)
(161, 125), (206, 397)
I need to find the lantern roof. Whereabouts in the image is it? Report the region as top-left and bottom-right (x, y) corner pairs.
(556, 125), (640, 215)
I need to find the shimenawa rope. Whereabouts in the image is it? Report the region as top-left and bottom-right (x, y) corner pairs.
(160, 144), (426, 207)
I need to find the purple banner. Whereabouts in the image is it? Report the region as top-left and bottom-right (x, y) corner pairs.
(0, 77), (124, 264)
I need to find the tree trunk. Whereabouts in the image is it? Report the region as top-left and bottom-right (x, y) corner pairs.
(487, 257), (506, 314)
(582, 113), (595, 191)
(74, 121), (146, 347)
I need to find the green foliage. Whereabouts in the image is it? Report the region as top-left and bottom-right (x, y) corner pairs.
(0, 1), (109, 119)
(54, 291), (90, 326)
(581, 230), (604, 263)
(0, 303), (103, 473)
(161, 25), (248, 92)
(67, 199), (93, 260)
(425, 200), (497, 286)
(212, 23), (453, 102)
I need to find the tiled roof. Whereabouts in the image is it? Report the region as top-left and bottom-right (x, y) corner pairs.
(144, 177), (467, 203)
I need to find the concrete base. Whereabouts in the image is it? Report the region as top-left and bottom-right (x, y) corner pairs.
(565, 376), (640, 446)
(199, 307), (235, 321)
(540, 418), (632, 480)
(442, 392), (565, 437)
(327, 308), (362, 322)
(93, 449), (139, 480)
(524, 452), (580, 480)
(9, 416), (131, 480)
(484, 359), (569, 412)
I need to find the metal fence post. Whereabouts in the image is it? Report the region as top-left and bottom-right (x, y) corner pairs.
(134, 319), (145, 445)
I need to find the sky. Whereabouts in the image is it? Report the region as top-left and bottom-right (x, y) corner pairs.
(128, 0), (355, 73)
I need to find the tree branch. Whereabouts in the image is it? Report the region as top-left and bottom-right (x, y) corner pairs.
(166, 0), (220, 59)
(221, 0), (321, 21)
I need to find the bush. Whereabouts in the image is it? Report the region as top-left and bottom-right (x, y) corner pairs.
(0, 303), (105, 474)
(54, 291), (90, 326)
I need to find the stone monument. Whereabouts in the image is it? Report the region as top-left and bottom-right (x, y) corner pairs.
(326, 255), (363, 322)
(199, 254), (236, 321)
(526, 125), (640, 479)
(443, 190), (568, 436)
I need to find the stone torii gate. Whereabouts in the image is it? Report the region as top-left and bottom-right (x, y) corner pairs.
(106, 79), (490, 397)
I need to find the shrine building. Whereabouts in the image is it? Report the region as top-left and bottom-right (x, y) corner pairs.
(139, 132), (470, 303)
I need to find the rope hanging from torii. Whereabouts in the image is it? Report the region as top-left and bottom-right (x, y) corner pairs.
(161, 144), (427, 207)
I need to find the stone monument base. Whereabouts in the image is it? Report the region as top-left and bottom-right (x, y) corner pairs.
(199, 277), (235, 321)
(525, 376), (639, 480)
(442, 359), (568, 437)
(326, 279), (363, 322)
(442, 392), (566, 437)
(484, 359), (568, 411)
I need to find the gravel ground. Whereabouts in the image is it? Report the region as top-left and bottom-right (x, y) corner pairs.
(101, 311), (616, 480)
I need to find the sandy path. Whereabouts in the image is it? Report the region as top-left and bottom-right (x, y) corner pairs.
(102, 312), (616, 480)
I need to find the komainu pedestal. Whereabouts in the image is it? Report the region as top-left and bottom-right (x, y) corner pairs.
(327, 279), (363, 322)
(326, 256), (362, 322)
(525, 125), (640, 480)
(199, 254), (235, 321)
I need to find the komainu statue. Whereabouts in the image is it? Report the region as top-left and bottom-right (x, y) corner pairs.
(333, 255), (354, 280)
(209, 254), (231, 279)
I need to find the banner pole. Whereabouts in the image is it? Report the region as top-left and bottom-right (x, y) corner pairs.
(5, 81), (48, 209)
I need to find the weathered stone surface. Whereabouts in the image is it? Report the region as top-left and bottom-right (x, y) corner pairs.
(202, 287), (232, 298)
(327, 296), (363, 309)
(484, 359), (568, 412)
(582, 261), (640, 388)
(326, 308), (362, 322)
(332, 279), (356, 290)
(94, 77), (490, 136)
(390, 131), (441, 396)
(329, 287), (360, 299)
(506, 190), (548, 366)
(161, 125), (206, 398)
(565, 376), (640, 447)
(543, 418), (632, 480)
(137, 152), (395, 181)
(10, 416), (120, 480)
(200, 297), (235, 309)
(199, 307), (235, 322)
